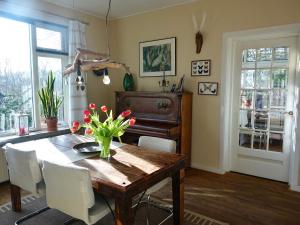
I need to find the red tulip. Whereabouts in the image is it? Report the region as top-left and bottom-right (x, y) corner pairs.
(73, 121), (80, 128)
(101, 105), (108, 113)
(83, 110), (90, 116)
(121, 110), (131, 118)
(84, 117), (91, 124)
(85, 128), (93, 135)
(89, 103), (96, 110)
(129, 118), (136, 126)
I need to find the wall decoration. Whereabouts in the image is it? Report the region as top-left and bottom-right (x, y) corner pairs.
(139, 37), (176, 77)
(192, 12), (207, 54)
(191, 59), (211, 76)
(198, 82), (218, 95)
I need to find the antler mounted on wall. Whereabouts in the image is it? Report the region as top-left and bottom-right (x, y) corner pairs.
(63, 48), (128, 76)
(192, 12), (207, 54)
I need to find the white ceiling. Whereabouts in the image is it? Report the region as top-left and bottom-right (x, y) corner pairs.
(41, 0), (196, 19)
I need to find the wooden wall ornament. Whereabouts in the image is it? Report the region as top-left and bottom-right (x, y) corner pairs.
(192, 12), (207, 54)
(196, 31), (203, 54)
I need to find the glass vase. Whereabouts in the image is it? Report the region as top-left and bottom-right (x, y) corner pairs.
(99, 136), (112, 159)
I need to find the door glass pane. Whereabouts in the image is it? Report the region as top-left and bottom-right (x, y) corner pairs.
(255, 91), (269, 110)
(254, 111), (268, 130)
(257, 48), (272, 68)
(270, 111), (284, 132)
(0, 17), (34, 134)
(271, 90), (286, 108)
(273, 47), (289, 67)
(256, 69), (271, 89)
(269, 133), (283, 152)
(240, 110), (252, 129)
(240, 90), (253, 109)
(38, 57), (63, 122)
(241, 70), (255, 89)
(239, 132), (252, 148)
(242, 49), (256, 68)
(272, 69), (288, 89)
(253, 132), (267, 150)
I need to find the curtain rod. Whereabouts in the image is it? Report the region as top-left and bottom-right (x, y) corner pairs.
(0, 0), (90, 26)
(37, 8), (90, 26)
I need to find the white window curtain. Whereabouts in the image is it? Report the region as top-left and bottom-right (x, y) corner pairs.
(68, 20), (87, 125)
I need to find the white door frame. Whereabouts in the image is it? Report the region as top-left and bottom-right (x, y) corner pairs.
(220, 23), (300, 190)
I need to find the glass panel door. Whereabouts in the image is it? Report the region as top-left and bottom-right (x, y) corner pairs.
(239, 47), (290, 153)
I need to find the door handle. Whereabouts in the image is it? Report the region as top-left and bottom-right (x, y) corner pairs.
(285, 111), (294, 116)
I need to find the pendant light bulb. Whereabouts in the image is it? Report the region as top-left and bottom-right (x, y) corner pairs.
(103, 74), (110, 85)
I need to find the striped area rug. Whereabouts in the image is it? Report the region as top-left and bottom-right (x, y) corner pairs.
(0, 195), (37, 213)
(0, 195), (229, 225)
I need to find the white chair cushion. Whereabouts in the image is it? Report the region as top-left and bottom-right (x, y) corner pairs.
(138, 136), (176, 195)
(5, 143), (43, 197)
(138, 136), (176, 153)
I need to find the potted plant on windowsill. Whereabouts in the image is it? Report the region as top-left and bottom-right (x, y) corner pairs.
(38, 71), (62, 132)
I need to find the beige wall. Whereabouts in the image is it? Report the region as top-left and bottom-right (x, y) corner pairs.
(108, 0), (300, 169)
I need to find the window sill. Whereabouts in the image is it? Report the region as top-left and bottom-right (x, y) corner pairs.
(0, 127), (70, 148)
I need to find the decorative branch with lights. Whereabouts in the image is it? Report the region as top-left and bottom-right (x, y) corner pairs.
(64, 0), (129, 89)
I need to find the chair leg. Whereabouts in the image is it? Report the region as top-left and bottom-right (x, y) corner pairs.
(15, 206), (50, 225)
(146, 195), (173, 225)
(146, 195), (151, 225)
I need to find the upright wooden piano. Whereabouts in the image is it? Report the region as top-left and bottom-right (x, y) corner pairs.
(115, 91), (192, 167)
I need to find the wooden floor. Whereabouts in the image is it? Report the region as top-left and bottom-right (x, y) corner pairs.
(1, 169), (300, 224)
(152, 169), (300, 225)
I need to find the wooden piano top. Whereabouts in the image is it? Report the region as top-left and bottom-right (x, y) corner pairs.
(116, 91), (192, 124)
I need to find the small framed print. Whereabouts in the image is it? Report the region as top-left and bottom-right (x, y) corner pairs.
(191, 59), (211, 76)
(198, 82), (218, 95)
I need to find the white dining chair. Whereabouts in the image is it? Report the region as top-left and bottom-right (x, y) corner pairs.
(138, 136), (176, 225)
(4, 143), (50, 225)
(42, 160), (115, 225)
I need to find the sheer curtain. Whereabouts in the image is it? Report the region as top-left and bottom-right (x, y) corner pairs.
(68, 20), (87, 125)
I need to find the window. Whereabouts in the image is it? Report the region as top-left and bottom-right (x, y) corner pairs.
(0, 16), (68, 135)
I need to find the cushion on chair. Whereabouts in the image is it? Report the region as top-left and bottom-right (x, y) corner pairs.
(43, 161), (114, 225)
(138, 136), (176, 153)
(5, 143), (43, 197)
(138, 136), (176, 195)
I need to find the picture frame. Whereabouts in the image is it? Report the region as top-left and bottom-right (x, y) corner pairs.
(191, 59), (211, 76)
(198, 82), (218, 95)
(139, 37), (176, 77)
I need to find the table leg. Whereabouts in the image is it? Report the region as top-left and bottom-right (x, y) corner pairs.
(10, 184), (21, 212)
(172, 169), (184, 225)
(115, 197), (134, 225)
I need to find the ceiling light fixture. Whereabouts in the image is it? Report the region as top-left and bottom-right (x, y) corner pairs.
(64, 0), (129, 89)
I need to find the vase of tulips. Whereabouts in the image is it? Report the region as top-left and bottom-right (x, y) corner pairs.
(71, 103), (135, 159)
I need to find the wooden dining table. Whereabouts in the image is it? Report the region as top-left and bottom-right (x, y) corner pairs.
(9, 134), (185, 225)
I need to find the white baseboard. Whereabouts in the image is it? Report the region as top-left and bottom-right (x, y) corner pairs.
(290, 185), (300, 192)
(191, 162), (225, 175)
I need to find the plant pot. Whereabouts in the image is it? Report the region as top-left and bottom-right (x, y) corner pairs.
(99, 136), (112, 159)
(46, 118), (58, 132)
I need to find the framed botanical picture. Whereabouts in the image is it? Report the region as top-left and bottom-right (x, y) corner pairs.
(191, 59), (211, 76)
(198, 82), (218, 95)
(139, 37), (176, 77)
